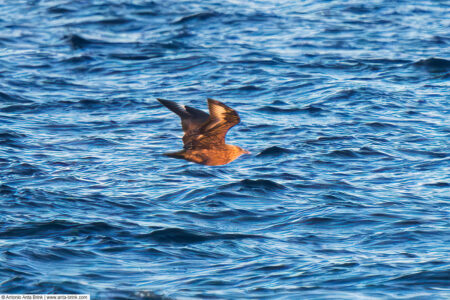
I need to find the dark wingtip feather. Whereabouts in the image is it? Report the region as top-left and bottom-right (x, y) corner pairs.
(157, 98), (174, 107)
(156, 98), (172, 108)
(157, 98), (188, 117)
(207, 98), (236, 113)
(207, 98), (223, 106)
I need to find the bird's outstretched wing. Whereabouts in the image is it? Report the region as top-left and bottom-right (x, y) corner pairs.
(184, 98), (240, 149)
(157, 98), (209, 133)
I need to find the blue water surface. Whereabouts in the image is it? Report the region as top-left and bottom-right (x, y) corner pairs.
(1, 0), (449, 299)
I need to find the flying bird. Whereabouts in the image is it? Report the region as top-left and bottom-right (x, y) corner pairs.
(157, 98), (250, 166)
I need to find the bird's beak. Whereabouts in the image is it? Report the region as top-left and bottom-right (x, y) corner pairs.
(244, 150), (251, 154)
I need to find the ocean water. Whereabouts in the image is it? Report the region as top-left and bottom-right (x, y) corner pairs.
(0, 0), (449, 299)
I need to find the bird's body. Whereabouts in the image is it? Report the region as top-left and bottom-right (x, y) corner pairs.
(157, 98), (249, 166)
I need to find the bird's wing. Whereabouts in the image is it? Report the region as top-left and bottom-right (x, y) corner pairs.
(157, 98), (209, 133)
(184, 98), (240, 149)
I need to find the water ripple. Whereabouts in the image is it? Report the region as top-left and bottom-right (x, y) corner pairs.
(1, 0), (449, 299)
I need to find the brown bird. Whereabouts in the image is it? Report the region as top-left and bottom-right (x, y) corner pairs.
(157, 98), (250, 166)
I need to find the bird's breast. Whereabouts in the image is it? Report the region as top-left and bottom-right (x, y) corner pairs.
(183, 147), (238, 166)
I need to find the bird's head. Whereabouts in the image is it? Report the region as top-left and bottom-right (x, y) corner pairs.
(232, 145), (251, 156)
(242, 148), (251, 155)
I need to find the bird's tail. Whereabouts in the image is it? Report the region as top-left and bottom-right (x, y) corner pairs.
(164, 150), (187, 160)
